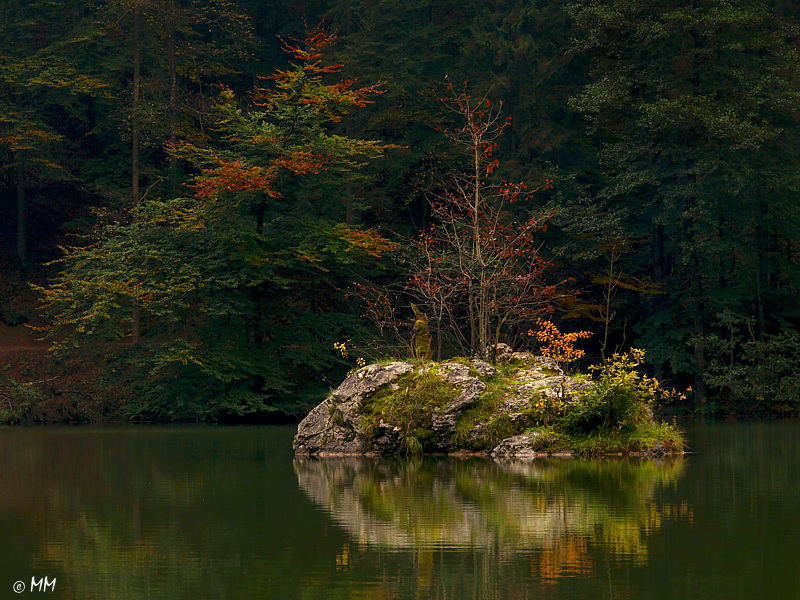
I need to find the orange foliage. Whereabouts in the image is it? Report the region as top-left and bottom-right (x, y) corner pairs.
(254, 24), (384, 119)
(529, 319), (592, 368)
(273, 151), (325, 175)
(179, 23), (391, 213)
(191, 158), (278, 199)
(334, 225), (398, 257)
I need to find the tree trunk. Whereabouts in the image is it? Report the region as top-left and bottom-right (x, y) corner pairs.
(15, 160), (26, 268)
(131, 5), (141, 343)
(472, 124), (486, 356)
(345, 182), (359, 225)
(132, 4), (141, 206)
(690, 259), (707, 404)
(167, 0), (178, 196)
(652, 223), (665, 380)
(753, 213), (766, 341)
(132, 301), (141, 345)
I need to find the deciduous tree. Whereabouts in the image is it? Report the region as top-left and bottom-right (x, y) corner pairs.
(38, 26), (396, 419)
(405, 82), (561, 359)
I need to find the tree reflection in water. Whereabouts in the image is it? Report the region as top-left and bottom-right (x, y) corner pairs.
(0, 427), (696, 599)
(296, 456), (691, 590)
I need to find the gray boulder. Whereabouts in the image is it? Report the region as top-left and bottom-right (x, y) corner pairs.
(293, 362), (414, 455)
(291, 353), (672, 458)
(430, 376), (487, 447)
(295, 354), (574, 456)
(293, 355), (587, 456)
(491, 431), (561, 459)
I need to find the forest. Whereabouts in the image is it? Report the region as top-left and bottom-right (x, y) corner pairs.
(2, 0), (800, 423)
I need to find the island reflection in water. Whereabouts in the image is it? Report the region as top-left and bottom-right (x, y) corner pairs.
(295, 456), (691, 570)
(0, 427), (699, 599)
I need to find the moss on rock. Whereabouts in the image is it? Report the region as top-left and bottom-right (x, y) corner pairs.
(293, 354), (685, 457)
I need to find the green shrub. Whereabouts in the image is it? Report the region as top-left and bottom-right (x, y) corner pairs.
(707, 323), (800, 415)
(561, 349), (682, 434)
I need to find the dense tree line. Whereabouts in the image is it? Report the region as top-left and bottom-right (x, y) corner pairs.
(2, 0), (800, 421)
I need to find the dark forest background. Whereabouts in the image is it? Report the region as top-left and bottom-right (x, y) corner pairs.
(2, 0), (800, 422)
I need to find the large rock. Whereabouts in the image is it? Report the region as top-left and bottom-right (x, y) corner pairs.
(292, 353), (677, 457)
(293, 353), (588, 456)
(491, 431), (561, 459)
(430, 368), (487, 448)
(293, 362), (414, 455)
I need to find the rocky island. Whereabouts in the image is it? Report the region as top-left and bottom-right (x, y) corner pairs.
(293, 349), (685, 458)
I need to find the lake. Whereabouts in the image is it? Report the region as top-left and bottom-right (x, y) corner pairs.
(1, 421), (799, 599)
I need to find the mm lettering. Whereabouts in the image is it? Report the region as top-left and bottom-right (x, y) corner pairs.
(30, 577), (56, 592)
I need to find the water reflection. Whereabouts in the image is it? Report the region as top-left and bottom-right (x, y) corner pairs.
(0, 426), (306, 600)
(9, 423), (799, 599)
(295, 456), (689, 569)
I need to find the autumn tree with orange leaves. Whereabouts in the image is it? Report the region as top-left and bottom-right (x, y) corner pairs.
(404, 82), (562, 360)
(37, 26), (397, 419)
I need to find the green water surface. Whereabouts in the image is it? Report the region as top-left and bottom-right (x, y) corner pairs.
(0, 421), (798, 599)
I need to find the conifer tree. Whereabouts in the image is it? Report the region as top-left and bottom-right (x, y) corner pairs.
(38, 26), (396, 419)
(568, 0), (800, 403)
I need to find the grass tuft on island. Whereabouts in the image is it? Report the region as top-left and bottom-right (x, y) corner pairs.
(354, 350), (686, 456)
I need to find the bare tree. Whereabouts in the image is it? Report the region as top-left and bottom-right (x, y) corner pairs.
(406, 82), (561, 359)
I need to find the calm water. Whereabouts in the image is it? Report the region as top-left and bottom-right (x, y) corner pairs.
(1, 422), (799, 599)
